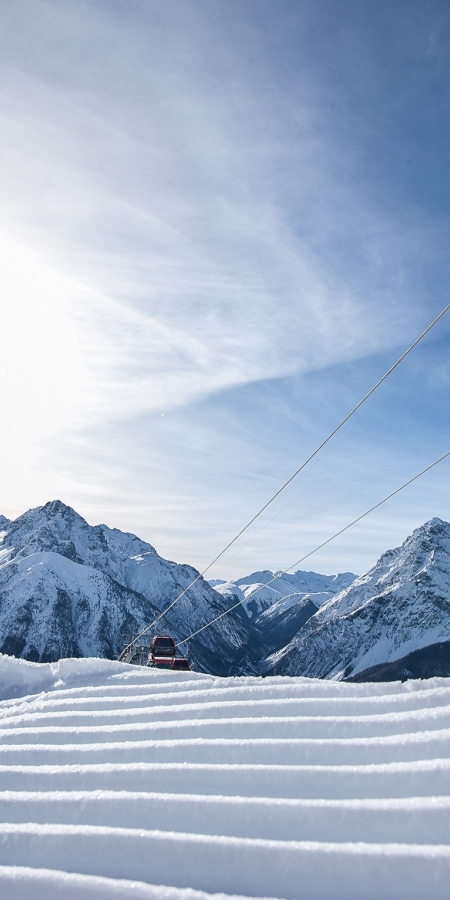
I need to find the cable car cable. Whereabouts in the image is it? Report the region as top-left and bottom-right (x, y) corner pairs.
(176, 448), (450, 647)
(206, 431), (352, 580)
(119, 302), (450, 661)
(221, 331), (450, 578)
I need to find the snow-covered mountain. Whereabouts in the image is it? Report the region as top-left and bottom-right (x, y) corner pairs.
(3, 504), (450, 683)
(0, 500), (252, 674)
(268, 518), (450, 680)
(212, 569), (356, 619)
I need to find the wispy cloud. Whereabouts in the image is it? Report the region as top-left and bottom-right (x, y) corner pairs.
(0, 2), (431, 416)
(1, 0), (449, 572)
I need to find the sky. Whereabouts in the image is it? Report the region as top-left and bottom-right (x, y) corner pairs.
(1, 0), (450, 579)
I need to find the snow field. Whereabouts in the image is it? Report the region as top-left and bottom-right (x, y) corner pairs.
(0, 656), (449, 899)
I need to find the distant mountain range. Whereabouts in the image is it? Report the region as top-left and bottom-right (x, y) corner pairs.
(1, 502), (450, 681)
(211, 569), (356, 619)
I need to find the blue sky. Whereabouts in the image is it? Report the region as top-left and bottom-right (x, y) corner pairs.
(1, 0), (450, 578)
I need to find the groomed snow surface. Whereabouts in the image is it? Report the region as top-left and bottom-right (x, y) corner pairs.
(0, 657), (449, 899)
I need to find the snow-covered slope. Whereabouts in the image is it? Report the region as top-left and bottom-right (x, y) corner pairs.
(0, 501), (251, 675)
(252, 595), (320, 658)
(269, 518), (450, 679)
(0, 655), (450, 899)
(213, 569), (356, 619)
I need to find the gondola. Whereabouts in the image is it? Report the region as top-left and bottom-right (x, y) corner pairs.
(150, 635), (176, 667)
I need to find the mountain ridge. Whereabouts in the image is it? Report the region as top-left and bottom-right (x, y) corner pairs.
(212, 568), (356, 619)
(1, 502), (450, 682)
(267, 517), (450, 679)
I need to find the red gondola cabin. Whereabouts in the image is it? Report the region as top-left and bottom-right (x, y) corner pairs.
(171, 657), (191, 671)
(151, 635), (176, 667)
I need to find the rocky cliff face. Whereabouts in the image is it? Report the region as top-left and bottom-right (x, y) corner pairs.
(267, 518), (450, 679)
(0, 500), (252, 674)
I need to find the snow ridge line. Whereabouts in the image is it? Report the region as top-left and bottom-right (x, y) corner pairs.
(3, 691), (450, 722)
(0, 662), (450, 899)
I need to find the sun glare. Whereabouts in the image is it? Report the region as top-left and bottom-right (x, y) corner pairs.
(0, 234), (94, 434)
(0, 234), (95, 508)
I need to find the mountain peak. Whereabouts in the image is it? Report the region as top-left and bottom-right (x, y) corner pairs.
(420, 517), (449, 534)
(410, 516), (449, 538)
(269, 515), (450, 679)
(5, 500), (90, 544)
(40, 500), (85, 521)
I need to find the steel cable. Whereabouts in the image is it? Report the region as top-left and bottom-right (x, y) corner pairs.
(119, 302), (450, 661)
(177, 448), (450, 646)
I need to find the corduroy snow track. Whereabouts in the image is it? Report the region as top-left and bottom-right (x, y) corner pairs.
(0, 656), (450, 899)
